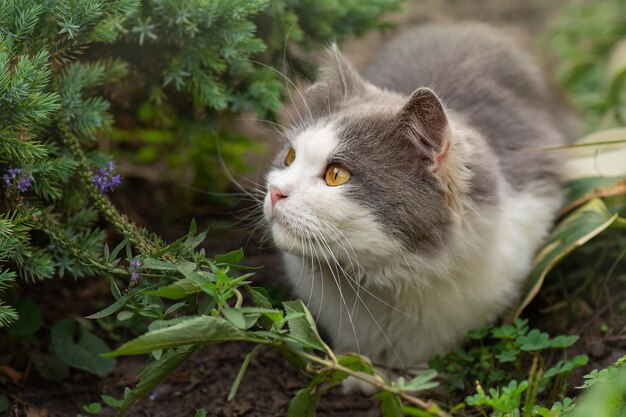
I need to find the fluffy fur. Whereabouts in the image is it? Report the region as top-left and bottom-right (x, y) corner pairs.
(263, 24), (579, 373)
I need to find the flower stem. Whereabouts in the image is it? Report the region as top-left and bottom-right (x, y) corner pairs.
(33, 213), (122, 274)
(58, 117), (158, 257)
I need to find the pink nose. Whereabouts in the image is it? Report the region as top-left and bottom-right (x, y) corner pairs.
(269, 185), (288, 207)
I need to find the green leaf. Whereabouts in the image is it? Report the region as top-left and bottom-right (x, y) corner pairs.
(103, 316), (261, 357)
(240, 307), (283, 323)
(496, 349), (518, 363)
(247, 286), (272, 309)
(164, 302), (187, 316)
(101, 395), (122, 408)
(30, 350), (69, 382)
(144, 278), (201, 299)
(175, 259), (197, 275)
(141, 258), (177, 271)
(111, 279), (122, 300)
(288, 387), (321, 417)
(215, 248), (244, 265)
(375, 392), (403, 417)
(492, 324), (518, 339)
(86, 295), (128, 319)
(194, 409), (207, 417)
(6, 298), (43, 338)
(116, 347), (197, 416)
(517, 329), (551, 351)
(227, 345), (260, 401)
(566, 176), (625, 203)
(117, 311), (134, 321)
(516, 199), (623, 316)
(468, 327), (488, 340)
(550, 335), (579, 348)
(223, 308), (246, 329)
(109, 238), (129, 262)
(51, 319), (115, 377)
(283, 300), (326, 351)
(337, 353), (375, 375)
(83, 402), (101, 414)
(403, 370), (439, 392)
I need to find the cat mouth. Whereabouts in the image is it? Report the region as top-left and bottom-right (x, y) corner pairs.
(268, 210), (313, 254)
(270, 213), (300, 239)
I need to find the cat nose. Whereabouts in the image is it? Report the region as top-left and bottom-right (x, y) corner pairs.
(269, 185), (288, 207)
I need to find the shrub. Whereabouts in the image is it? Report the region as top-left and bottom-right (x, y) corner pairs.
(0, 0), (400, 328)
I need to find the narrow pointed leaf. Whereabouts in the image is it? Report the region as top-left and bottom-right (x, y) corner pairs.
(283, 300), (325, 351)
(103, 316), (261, 357)
(516, 199), (622, 317)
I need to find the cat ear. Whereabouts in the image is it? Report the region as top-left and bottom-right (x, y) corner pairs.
(396, 88), (450, 171)
(304, 44), (366, 116)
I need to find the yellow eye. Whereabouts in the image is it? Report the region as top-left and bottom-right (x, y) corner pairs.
(325, 164), (351, 186)
(285, 147), (296, 166)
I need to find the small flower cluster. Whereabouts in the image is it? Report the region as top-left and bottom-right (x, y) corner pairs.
(3, 167), (33, 193)
(92, 162), (121, 193)
(129, 258), (140, 284)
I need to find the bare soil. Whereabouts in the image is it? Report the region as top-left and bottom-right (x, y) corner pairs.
(5, 1), (626, 417)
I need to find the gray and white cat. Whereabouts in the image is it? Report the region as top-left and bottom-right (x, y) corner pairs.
(263, 24), (579, 379)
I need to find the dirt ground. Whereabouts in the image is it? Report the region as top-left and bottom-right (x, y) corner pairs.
(6, 0), (626, 416)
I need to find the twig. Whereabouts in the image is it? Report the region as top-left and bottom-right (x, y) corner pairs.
(296, 351), (451, 417)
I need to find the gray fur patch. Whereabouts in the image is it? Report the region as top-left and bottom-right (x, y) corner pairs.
(278, 23), (578, 254)
(332, 108), (453, 254)
(363, 23), (579, 193)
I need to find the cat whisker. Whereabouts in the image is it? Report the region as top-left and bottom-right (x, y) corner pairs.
(300, 213), (430, 324)
(306, 222), (410, 372)
(306, 225), (362, 357)
(240, 58), (313, 128)
(283, 23), (314, 123)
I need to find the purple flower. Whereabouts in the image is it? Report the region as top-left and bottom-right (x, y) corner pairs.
(92, 162), (122, 193)
(16, 176), (32, 192)
(129, 258), (140, 284)
(8, 168), (21, 178)
(3, 167), (32, 192)
(149, 390), (159, 400)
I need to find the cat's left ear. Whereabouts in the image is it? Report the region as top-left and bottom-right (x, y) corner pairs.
(396, 88), (450, 172)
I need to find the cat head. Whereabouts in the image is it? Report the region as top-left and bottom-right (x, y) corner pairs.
(263, 46), (464, 267)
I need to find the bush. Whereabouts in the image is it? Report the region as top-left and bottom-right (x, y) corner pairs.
(0, 0), (400, 327)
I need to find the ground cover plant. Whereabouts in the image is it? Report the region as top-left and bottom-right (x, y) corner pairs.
(1, 0), (626, 416)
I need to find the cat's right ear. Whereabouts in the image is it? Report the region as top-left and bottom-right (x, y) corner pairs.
(304, 44), (366, 117)
(396, 87), (451, 172)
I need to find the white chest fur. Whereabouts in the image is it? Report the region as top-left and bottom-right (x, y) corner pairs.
(280, 187), (560, 368)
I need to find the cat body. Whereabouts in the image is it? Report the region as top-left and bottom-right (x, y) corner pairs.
(263, 24), (578, 370)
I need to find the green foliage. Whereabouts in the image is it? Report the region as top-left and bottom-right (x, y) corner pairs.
(0, 0), (139, 328)
(92, 222), (444, 416)
(544, 0), (626, 129)
(430, 319), (588, 406)
(50, 319), (116, 377)
(0, 0), (399, 330)
(567, 356), (626, 417)
(105, 0), (402, 191)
